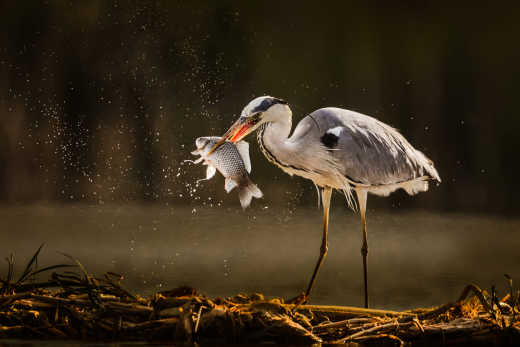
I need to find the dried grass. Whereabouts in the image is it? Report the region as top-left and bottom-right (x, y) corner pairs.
(0, 246), (519, 345)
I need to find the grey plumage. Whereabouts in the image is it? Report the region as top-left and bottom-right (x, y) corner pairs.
(212, 95), (441, 307)
(291, 107), (440, 192)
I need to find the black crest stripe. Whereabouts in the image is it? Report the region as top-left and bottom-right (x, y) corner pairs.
(251, 97), (288, 114)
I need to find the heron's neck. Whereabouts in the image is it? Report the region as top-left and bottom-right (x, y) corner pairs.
(257, 119), (298, 171)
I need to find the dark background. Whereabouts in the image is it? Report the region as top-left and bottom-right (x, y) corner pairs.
(1, 1), (519, 214)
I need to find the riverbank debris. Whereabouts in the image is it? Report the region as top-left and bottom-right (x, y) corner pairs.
(0, 247), (519, 345)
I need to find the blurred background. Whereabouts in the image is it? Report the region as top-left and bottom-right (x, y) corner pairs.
(1, 1), (519, 309)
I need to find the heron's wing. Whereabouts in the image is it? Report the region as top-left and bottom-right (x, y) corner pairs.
(234, 141), (251, 173)
(292, 108), (440, 186)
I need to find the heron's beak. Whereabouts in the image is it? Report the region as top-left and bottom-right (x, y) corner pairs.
(207, 116), (256, 155)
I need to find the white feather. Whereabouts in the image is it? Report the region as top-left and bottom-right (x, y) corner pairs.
(368, 176), (430, 197)
(326, 126), (344, 137)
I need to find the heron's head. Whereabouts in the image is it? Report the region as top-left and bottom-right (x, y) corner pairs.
(208, 96), (290, 154)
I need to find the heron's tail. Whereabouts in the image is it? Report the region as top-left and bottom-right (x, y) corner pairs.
(237, 177), (263, 209)
(414, 149), (441, 184)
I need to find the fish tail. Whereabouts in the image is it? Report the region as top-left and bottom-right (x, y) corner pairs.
(238, 177), (263, 209)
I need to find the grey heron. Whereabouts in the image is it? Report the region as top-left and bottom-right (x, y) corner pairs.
(210, 96), (441, 308)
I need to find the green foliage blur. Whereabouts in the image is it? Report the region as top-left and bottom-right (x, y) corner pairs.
(1, 1), (519, 213)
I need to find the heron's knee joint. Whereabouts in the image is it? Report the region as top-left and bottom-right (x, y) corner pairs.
(361, 244), (368, 256)
(321, 245), (328, 254)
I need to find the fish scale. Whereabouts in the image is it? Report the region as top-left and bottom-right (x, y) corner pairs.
(212, 142), (246, 177)
(190, 136), (263, 209)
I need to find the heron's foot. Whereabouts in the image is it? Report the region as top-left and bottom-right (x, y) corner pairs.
(286, 292), (308, 306)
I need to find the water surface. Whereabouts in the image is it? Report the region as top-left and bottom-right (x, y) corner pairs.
(0, 204), (518, 310)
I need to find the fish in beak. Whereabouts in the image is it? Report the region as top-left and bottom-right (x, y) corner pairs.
(207, 115), (259, 155)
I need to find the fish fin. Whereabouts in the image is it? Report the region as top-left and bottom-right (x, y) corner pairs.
(206, 165), (216, 180)
(248, 182), (263, 199)
(196, 165), (216, 184)
(235, 141), (251, 173)
(225, 178), (238, 193)
(238, 188), (253, 210)
(238, 177), (263, 209)
(183, 157), (203, 164)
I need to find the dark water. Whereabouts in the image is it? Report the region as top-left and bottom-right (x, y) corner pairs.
(1, 204), (518, 311)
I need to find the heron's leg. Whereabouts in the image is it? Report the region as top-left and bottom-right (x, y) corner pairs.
(356, 189), (369, 308)
(304, 186), (333, 299)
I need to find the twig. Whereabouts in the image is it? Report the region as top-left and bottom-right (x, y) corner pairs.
(354, 333), (405, 345)
(335, 321), (414, 343)
(313, 317), (382, 332)
(194, 305), (203, 334)
(288, 304), (414, 318)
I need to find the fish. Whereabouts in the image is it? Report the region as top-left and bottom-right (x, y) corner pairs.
(188, 136), (263, 209)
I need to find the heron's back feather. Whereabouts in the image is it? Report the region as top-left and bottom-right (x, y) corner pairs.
(289, 107), (440, 194)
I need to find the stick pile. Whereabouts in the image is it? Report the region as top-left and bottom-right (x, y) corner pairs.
(0, 247), (519, 345)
